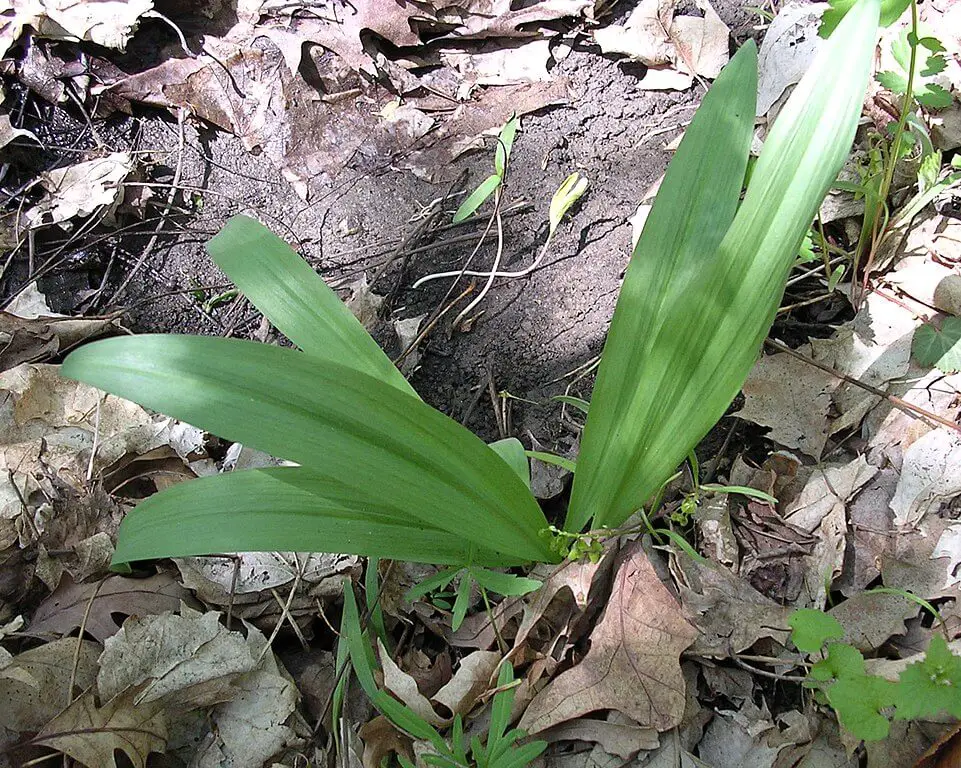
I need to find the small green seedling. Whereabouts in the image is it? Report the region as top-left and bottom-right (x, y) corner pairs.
(453, 115), (518, 223)
(790, 607), (961, 741)
(340, 584), (546, 768)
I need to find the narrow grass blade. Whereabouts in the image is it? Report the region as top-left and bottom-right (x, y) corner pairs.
(62, 335), (555, 565)
(569, 1), (879, 531)
(208, 215), (416, 396)
(111, 468), (514, 568)
(566, 42), (758, 532)
(453, 174), (501, 222)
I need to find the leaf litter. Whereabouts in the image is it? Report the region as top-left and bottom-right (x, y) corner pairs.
(2, 0), (961, 767)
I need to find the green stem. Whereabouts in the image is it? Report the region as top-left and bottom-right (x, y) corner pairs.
(854, 0), (919, 302)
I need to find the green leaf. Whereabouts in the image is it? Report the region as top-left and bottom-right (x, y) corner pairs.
(406, 568), (461, 602)
(699, 483), (778, 504)
(811, 642), (866, 681)
(826, 675), (897, 741)
(820, 0), (907, 36)
(876, 69), (907, 94)
(451, 573), (472, 631)
(62, 336), (556, 567)
(552, 394), (590, 414)
(568, 0), (878, 531)
(916, 83), (954, 109)
(564, 44), (756, 531)
(913, 317), (961, 373)
(494, 114), (519, 177)
(489, 438), (531, 489)
(454, 174), (502, 223)
(208, 215), (415, 397)
(106, 469), (512, 567)
(469, 567), (542, 597)
(342, 583), (377, 699)
(895, 635), (961, 720)
(548, 173), (589, 236)
(525, 450), (576, 473)
(790, 609), (845, 653)
(921, 53), (947, 77)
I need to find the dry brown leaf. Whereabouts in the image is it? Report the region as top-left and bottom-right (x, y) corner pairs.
(26, 572), (188, 643)
(33, 688), (167, 768)
(0, 637), (100, 733)
(359, 715), (414, 768)
(827, 591), (918, 653)
(514, 547), (616, 652)
(538, 717), (659, 759)
(520, 541), (696, 733)
(24, 152), (135, 230)
(678, 556), (791, 658)
(891, 428), (961, 528)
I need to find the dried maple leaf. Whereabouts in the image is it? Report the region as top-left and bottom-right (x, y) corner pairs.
(519, 541), (696, 733)
(26, 572), (188, 642)
(32, 688), (167, 768)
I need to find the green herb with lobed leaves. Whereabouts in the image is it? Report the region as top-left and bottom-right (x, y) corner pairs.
(62, 0), (879, 570)
(790, 607), (961, 741)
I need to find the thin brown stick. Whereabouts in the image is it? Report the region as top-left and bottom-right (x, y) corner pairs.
(764, 338), (961, 435)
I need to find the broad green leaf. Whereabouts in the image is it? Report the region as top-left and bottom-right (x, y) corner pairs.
(453, 174), (501, 223)
(912, 318), (961, 372)
(406, 568), (461, 602)
(811, 642), (866, 681)
(62, 336), (556, 565)
(820, 0), (906, 36)
(569, 0), (879, 531)
(565, 41), (758, 532)
(876, 70), (907, 94)
(916, 83), (953, 109)
(489, 438), (531, 489)
(894, 635), (961, 720)
(826, 675), (897, 741)
(110, 469), (512, 567)
(208, 215), (415, 397)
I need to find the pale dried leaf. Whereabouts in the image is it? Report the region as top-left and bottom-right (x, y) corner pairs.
(432, 650), (500, 716)
(34, 688), (167, 768)
(190, 663), (300, 768)
(756, 3), (826, 116)
(827, 591), (918, 652)
(378, 638), (446, 726)
(24, 153), (135, 229)
(520, 542), (696, 733)
(539, 718), (659, 759)
(98, 604), (259, 707)
(891, 428), (961, 527)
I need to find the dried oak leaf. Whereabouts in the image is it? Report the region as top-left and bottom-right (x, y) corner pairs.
(33, 688), (167, 768)
(0, 637), (100, 733)
(26, 572), (188, 643)
(519, 541), (696, 733)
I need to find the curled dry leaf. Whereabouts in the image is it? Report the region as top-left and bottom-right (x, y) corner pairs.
(432, 649), (501, 716)
(594, 0), (730, 89)
(33, 688), (167, 768)
(520, 541), (696, 733)
(0, 0), (152, 58)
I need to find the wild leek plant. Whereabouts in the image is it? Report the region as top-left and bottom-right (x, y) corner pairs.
(62, 0), (880, 569)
